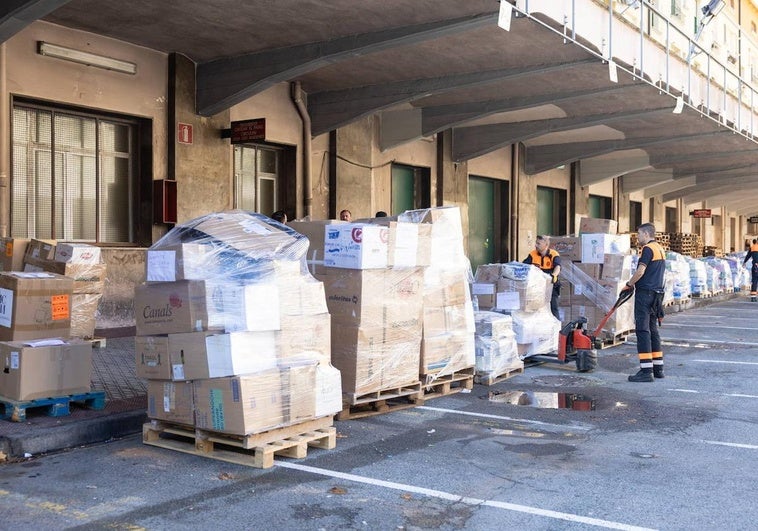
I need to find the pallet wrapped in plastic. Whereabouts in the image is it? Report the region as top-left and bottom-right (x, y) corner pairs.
(511, 308), (560, 357)
(473, 311), (521, 376)
(474, 262), (551, 313)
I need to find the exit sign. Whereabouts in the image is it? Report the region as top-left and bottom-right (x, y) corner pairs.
(692, 209), (712, 218)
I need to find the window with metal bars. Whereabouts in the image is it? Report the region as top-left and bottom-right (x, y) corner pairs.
(11, 103), (136, 243)
(233, 144), (283, 216)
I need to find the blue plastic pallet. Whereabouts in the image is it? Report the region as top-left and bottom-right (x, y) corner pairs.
(0, 390), (106, 422)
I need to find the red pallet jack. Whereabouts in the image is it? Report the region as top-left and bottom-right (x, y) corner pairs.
(527, 288), (635, 372)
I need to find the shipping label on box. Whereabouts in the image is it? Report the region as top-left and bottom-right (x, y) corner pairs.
(54, 243), (101, 265)
(147, 380), (194, 425)
(324, 224), (388, 269)
(24, 239), (56, 261)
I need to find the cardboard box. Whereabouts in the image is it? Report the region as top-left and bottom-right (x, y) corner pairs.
(146, 380), (194, 425)
(331, 323), (421, 395)
(203, 331), (278, 378)
(0, 339), (92, 401)
(423, 269), (471, 308)
(324, 223), (389, 269)
(71, 293), (102, 339)
(602, 253), (633, 280)
(581, 234), (631, 264)
(549, 236), (582, 262)
(276, 277), (328, 316)
(23, 257), (106, 294)
(0, 272), (73, 342)
(315, 363), (343, 418)
(54, 243), (101, 265)
(24, 239), (56, 261)
(280, 363), (317, 423)
(423, 302), (475, 337)
(365, 219), (432, 268)
(221, 282), (281, 332)
(324, 267), (423, 327)
(193, 371), (285, 435)
(277, 313), (331, 365)
(0, 238), (30, 272)
(135, 331), (214, 380)
(146, 243), (220, 282)
(575, 263), (602, 280)
(134, 280), (215, 336)
(420, 331), (475, 375)
(579, 217), (618, 235)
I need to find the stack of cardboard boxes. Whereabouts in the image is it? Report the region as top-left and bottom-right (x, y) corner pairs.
(291, 219), (427, 396)
(0, 237), (97, 403)
(22, 240), (107, 339)
(472, 262), (558, 357)
(473, 311), (520, 379)
(134, 211), (342, 436)
(398, 207), (476, 382)
(552, 217), (635, 339)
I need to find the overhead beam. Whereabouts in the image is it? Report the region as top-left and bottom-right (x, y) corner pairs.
(581, 151), (652, 187)
(452, 106), (672, 162)
(663, 175), (758, 202)
(525, 130), (730, 175)
(0, 0), (70, 43)
(621, 169), (673, 194)
(196, 13), (497, 116)
(309, 59), (596, 136)
(642, 176), (696, 199)
(649, 148), (758, 168)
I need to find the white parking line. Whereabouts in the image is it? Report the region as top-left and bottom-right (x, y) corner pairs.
(700, 440), (758, 450)
(276, 461), (655, 531)
(668, 388), (758, 399)
(416, 405), (592, 431)
(661, 323), (758, 331)
(692, 360), (758, 366)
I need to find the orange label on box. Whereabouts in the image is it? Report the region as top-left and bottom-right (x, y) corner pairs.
(4, 242), (12, 257)
(51, 294), (70, 320)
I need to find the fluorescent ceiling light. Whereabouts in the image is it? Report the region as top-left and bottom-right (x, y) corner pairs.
(37, 42), (137, 75)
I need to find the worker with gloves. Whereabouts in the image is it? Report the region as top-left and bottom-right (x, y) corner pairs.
(743, 239), (758, 302)
(524, 235), (561, 321)
(621, 223), (666, 382)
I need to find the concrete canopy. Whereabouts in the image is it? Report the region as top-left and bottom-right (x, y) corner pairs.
(19, 0), (758, 214)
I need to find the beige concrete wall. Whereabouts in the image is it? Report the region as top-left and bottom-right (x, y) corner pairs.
(311, 133), (331, 220)
(335, 118), (374, 220)
(517, 163), (571, 259)
(468, 148), (511, 180)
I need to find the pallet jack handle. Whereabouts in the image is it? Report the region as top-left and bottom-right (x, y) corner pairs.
(591, 288), (634, 338)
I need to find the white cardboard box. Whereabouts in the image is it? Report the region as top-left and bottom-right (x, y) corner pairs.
(204, 331), (278, 378)
(324, 223), (388, 269)
(581, 234), (631, 264)
(54, 243), (101, 265)
(222, 283), (281, 332)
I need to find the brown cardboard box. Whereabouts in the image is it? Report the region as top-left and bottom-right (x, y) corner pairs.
(331, 323), (421, 395)
(23, 257), (106, 294)
(422, 302), (475, 337)
(549, 236), (582, 262)
(146, 243), (220, 282)
(423, 269), (470, 308)
(575, 263), (602, 280)
(193, 371), (285, 435)
(276, 277), (328, 316)
(366, 219), (432, 268)
(146, 380), (194, 425)
(277, 313), (331, 365)
(71, 293), (102, 339)
(602, 253), (633, 281)
(0, 339), (92, 401)
(23, 239), (56, 261)
(0, 238), (30, 272)
(324, 267), (423, 327)
(135, 331), (215, 380)
(134, 280), (215, 336)
(280, 363), (317, 423)
(0, 272), (73, 342)
(579, 217), (618, 235)
(420, 331), (475, 375)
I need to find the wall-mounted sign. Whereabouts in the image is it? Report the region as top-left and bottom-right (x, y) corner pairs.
(177, 123), (193, 145)
(692, 209), (712, 218)
(748, 216), (758, 224)
(230, 118), (266, 144)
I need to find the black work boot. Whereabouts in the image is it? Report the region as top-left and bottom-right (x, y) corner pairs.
(653, 366), (665, 379)
(628, 369), (654, 382)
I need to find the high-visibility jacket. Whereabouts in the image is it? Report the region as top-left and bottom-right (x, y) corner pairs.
(524, 248), (560, 275)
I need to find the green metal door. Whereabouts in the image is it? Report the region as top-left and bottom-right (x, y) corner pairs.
(469, 177), (495, 271)
(391, 165), (415, 215)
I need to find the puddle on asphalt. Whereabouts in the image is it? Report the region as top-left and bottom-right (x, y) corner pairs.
(488, 390), (596, 411)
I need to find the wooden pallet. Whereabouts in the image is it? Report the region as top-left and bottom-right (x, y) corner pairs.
(337, 382), (423, 420)
(0, 390), (106, 422)
(474, 365), (525, 386)
(596, 330), (632, 349)
(421, 367), (475, 399)
(692, 291), (714, 298)
(143, 416), (336, 469)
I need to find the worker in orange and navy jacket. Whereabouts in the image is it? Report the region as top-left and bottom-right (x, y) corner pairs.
(743, 239), (758, 302)
(621, 223), (666, 383)
(523, 235), (561, 321)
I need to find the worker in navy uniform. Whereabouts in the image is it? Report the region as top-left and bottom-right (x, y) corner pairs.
(743, 238), (758, 302)
(523, 235), (561, 321)
(621, 223), (666, 382)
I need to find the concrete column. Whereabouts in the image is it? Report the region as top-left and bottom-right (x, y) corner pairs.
(335, 118), (373, 220)
(436, 130), (469, 251)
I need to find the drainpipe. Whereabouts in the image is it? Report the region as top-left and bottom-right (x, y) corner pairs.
(509, 143), (519, 261)
(0, 43), (8, 237)
(291, 82), (312, 219)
